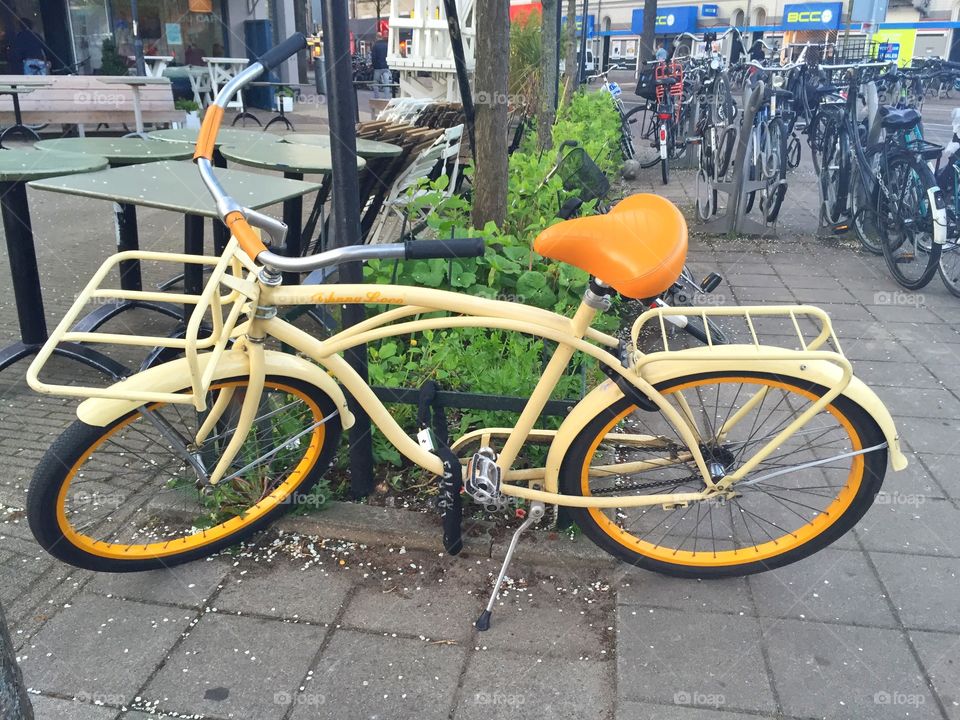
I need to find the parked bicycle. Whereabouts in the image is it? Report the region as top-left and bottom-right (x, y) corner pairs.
(25, 35), (907, 633)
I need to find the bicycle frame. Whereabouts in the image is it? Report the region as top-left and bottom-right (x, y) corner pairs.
(46, 262), (907, 511)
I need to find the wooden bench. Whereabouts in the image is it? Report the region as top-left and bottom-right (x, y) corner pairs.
(0, 75), (181, 134)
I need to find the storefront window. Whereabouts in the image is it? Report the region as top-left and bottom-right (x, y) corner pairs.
(1, 0), (48, 74)
(65, 0), (226, 73)
(108, 0), (226, 67)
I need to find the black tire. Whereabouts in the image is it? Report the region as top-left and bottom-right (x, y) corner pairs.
(938, 239), (960, 297)
(558, 372), (887, 578)
(880, 153), (943, 290)
(625, 104), (662, 170)
(818, 122), (847, 224)
(27, 376), (340, 572)
(850, 156), (884, 255)
(761, 118), (788, 223)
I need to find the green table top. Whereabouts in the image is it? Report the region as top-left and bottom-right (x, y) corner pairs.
(148, 128), (283, 148)
(35, 138), (193, 166)
(0, 78), (52, 87)
(219, 140), (366, 175)
(283, 133), (403, 158)
(28, 160), (322, 218)
(0, 86), (36, 94)
(0, 149), (108, 182)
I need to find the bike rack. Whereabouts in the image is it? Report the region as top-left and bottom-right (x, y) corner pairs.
(700, 81), (778, 238)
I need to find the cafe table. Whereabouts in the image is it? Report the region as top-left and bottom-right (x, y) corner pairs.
(0, 149), (127, 377)
(148, 128), (282, 252)
(283, 132), (404, 242)
(219, 140), (366, 283)
(34, 137), (196, 329)
(0, 79), (52, 147)
(29, 160), (321, 337)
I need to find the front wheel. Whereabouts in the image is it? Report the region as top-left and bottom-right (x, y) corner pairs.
(558, 372), (887, 578)
(28, 376), (343, 572)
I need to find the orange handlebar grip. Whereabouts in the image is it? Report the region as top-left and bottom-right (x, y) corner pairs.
(193, 105), (225, 161)
(224, 211), (268, 258)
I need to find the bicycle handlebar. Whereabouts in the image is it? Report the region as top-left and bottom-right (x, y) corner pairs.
(194, 34), (487, 271)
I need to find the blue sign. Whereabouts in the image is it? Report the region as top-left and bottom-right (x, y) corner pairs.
(630, 6), (698, 35)
(878, 42), (900, 60)
(562, 14), (596, 37)
(701, 4), (719, 17)
(782, 2), (843, 29)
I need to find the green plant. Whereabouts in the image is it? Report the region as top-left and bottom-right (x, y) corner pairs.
(99, 37), (128, 76)
(175, 99), (200, 112)
(362, 91), (626, 472)
(509, 10), (543, 116)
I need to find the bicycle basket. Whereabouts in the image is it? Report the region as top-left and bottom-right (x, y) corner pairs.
(26, 237), (261, 411)
(555, 146), (610, 203)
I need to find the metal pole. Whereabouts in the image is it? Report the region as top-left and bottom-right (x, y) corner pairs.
(321, 0), (374, 498)
(555, 0), (563, 109)
(578, 0), (589, 84)
(130, 0), (147, 76)
(442, 0), (476, 158)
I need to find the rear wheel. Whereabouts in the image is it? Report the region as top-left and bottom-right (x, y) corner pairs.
(881, 153), (942, 290)
(558, 372), (887, 578)
(28, 376), (342, 572)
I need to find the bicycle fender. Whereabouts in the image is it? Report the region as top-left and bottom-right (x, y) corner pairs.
(543, 355), (907, 494)
(75, 350), (355, 430)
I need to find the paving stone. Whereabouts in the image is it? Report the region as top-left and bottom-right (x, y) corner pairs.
(616, 570), (753, 616)
(341, 573), (480, 642)
(86, 557), (231, 607)
(616, 608), (775, 713)
(18, 595), (192, 702)
(762, 618), (938, 719)
(854, 360), (942, 388)
(899, 417), (960, 456)
(748, 548), (895, 627)
(456, 651), (612, 720)
(914, 453), (960, 501)
(879, 386), (960, 420)
(909, 630), (960, 720)
(28, 694), (118, 720)
(871, 553), (960, 632)
(856, 498), (960, 557)
(213, 556), (355, 624)
(291, 629), (464, 720)
(615, 701), (778, 720)
(144, 613), (324, 720)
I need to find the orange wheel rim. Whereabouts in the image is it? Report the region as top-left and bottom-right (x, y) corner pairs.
(581, 376), (864, 567)
(55, 381), (325, 561)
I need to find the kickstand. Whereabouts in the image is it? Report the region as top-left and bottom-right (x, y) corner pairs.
(475, 501), (545, 631)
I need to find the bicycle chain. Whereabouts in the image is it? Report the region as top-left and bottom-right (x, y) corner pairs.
(589, 475), (703, 495)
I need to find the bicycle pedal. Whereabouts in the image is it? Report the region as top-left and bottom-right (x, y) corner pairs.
(465, 447), (510, 513)
(700, 272), (723, 294)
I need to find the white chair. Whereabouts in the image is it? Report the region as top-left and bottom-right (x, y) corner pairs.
(368, 124), (465, 243)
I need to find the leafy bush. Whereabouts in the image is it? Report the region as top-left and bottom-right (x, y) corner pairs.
(356, 91), (625, 473)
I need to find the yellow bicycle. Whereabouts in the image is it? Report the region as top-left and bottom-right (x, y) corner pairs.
(25, 36), (906, 630)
